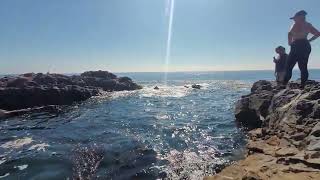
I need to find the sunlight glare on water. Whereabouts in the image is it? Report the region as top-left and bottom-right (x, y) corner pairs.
(0, 73), (252, 179)
(164, 0), (175, 85)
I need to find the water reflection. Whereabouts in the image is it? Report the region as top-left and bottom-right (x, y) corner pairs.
(0, 80), (249, 179)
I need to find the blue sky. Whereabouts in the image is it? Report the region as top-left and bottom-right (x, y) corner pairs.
(0, 0), (320, 73)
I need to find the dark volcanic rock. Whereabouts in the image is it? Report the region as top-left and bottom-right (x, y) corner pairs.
(235, 79), (320, 152)
(251, 80), (273, 93)
(0, 86), (99, 111)
(6, 77), (32, 88)
(80, 71), (141, 91)
(235, 80), (320, 131)
(80, 70), (117, 79)
(235, 81), (274, 129)
(235, 96), (261, 129)
(0, 70), (141, 111)
(192, 84), (201, 89)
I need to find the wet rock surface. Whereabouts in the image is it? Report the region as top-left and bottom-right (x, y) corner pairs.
(192, 84), (202, 89)
(0, 71), (141, 112)
(206, 80), (320, 180)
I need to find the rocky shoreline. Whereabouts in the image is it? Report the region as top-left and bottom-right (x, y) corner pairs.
(0, 70), (141, 118)
(206, 80), (320, 180)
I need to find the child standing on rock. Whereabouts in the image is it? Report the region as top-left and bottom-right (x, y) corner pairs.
(273, 46), (288, 85)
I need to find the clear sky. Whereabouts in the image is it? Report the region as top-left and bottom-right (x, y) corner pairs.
(1, 0), (320, 74)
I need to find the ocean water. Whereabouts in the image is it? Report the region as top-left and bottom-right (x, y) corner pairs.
(1, 70), (320, 179)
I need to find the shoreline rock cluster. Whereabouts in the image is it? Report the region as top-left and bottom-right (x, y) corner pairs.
(206, 80), (320, 179)
(0, 70), (141, 118)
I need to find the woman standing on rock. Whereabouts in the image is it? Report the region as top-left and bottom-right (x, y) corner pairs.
(284, 10), (320, 88)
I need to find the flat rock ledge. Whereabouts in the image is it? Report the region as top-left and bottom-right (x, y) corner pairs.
(206, 80), (320, 180)
(0, 70), (142, 118)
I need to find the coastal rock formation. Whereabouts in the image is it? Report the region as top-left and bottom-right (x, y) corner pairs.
(235, 80), (275, 129)
(206, 80), (320, 180)
(0, 71), (141, 112)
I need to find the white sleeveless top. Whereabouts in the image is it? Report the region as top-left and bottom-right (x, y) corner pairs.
(289, 22), (311, 41)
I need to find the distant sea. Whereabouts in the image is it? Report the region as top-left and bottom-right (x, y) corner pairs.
(0, 70), (320, 179)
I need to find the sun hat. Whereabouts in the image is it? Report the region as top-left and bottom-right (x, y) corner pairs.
(290, 10), (307, 19)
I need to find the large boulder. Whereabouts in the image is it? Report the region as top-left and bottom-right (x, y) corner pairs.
(0, 86), (99, 111)
(235, 81), (275, 129)
(235, 90), (273, 129)
(80, 71), (141, 91)
(192, 84), (202, 89)
(235, 96), (261, 129)
(251, 80), (273, 93)
(118, 77), (132, 83)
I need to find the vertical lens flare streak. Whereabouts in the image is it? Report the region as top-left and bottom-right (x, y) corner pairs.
(164, 0), (175, 85)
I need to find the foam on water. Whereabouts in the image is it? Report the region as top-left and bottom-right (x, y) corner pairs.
(15, 164), (28, 171)
(0, 173), (9, 179)
(155, 113), (171, 120)
(0, 137), (33, 149)
(139, 85), (191, 98)
(162, 149), (225, 179)
(28, 143), (50, 152)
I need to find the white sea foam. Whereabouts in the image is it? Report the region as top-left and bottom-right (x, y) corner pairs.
(163, 149), (225, 179)
(0, 173), (9, 179)
(95, 80), (249, 100)
(0, 159), (6, 165)
(15, 164), (28, 171)
(0, 137), (33, 149)
(139, 85), (191, 98)
(155, 113), (170, 120)
(109, 91), (137, 99)
(91, 90), (138, 102)
(28, 143), (50, 152)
